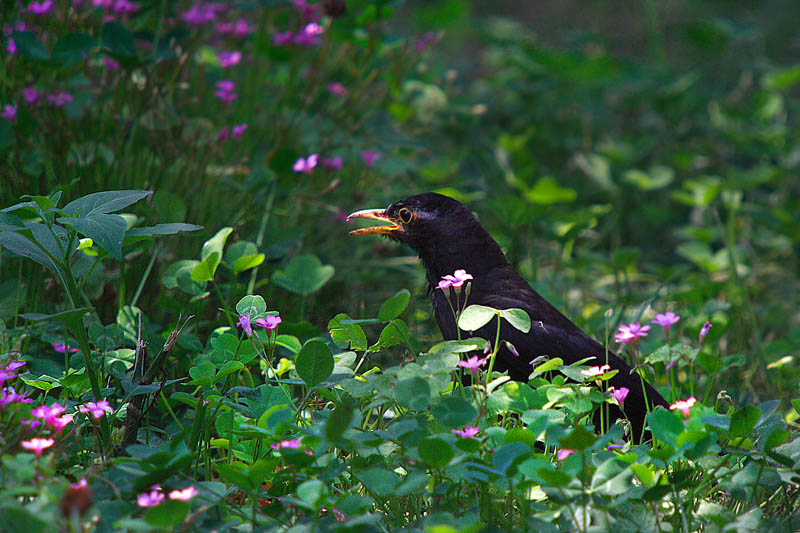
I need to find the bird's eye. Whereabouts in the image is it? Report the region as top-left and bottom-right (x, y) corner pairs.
(398, 208), (414, 224)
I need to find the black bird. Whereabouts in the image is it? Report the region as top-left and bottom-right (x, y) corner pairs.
(348, 192), (668, 441)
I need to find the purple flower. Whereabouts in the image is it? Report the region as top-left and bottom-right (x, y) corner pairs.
(651, 312), (680, 335)
(181, 3), (223, 25)
(217, 126), (229, 141)
(293, 23), (323, 45)
(271, 438), (301, 450)
(7, 37), (16, 54)
(457, 355), (487, 376)
(293, 154), (318, 173)
(292, 0), (320, 21)
(327, 82), (348, 95)
(53, 343), (79, 354)
(614, 322), (650, 346)
(22, 437), (54, 456)
(32, 402), (66, 423)
(79, 400), (113, 419)
(27, 1), (54, 14)
(273, 31), (294, 46)
(557, 448), (574, 461)
(452, 426), (480, 439)
(215, 80), (237, 102)
(0, 387), (32, 406)
(437, 269), (473, 291)
(610, 387), (629, 407)
(5, 361), (26, 372)
(2, 105), (16, 121)
(415, 31), (437, 52)
(699, 321), (712, 342)
(254, 314), (281, 331)
(236, 313), (253, 337)
(214, 19), (255, 38)
(168, 486), (198, 501)
(48, 92), (74, 106)
(360, 150), (381, 167)
(322, 156), (343, 170)
(217, 50), (242, 67)
(113, 0), (139, 13)
(20, 417), (41, 429)
(22, 87), (38, 104)
(92, 0), (114, 7)
(0, 370), (17, 388)
(137, 486), (165, 508)
(103, 56), (120, 70)
(670, 396), (697, 418)
(607, 444), (625, 451)
(231, 123), (247, 139)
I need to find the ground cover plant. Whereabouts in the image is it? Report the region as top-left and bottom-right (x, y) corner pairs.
(1, 1), (799, 531)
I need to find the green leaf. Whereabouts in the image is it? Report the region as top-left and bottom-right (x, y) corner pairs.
(763, 428), (789, 452)
(372, 319), (411, 351)
(191, 251), (219, 282)
(11, 31), (49, 61)
(296, 340), (334, 387)
(236, 295), (267, 317)
(0, 225), (66, 274)
(325, 397), (356, 442)
(297, 480), (325, 507)
(457, 305), (497, 331)
(431, 396), (477, 427)
(162, 260), (205, 295)
(62, 190), (152, 217)
(629, 463), (655, 488)
(730, 406), (761, 438)
(51, 33), (96, 66)
(763, 63), (800, 91)
(525, 177), (577, 204)
(558, 425), (597, 451)
(216, 464), (256, 491)
(215, 361), (244, 383)
(20, 307), (93, 338)
(493, 442), (530, 475)
(532, 357), (563, 374)
(498, 308), (531, 333)
(144, 500), (189, 528)
(125, 223), (203, 239)
(394, 377), (430, 411)
(647, 409), (684, 447)
(189, 362), (216, 387)
(355, 468), (399, 497)
(58, 213), (128, 260)
(232, 253), (265, 273)
(538, 468), (572, 487)
(272, 254), (335, 296)
(102, 22), (137, 58)
(378, 289), (411, 321)
(328, 313), (368, 351)
(201, 227), (233, 262)
(224, 241), (265, 273)
(418, 437), (454, 468)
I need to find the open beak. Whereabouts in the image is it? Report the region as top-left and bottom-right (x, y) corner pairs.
(346, 208), (402, 236)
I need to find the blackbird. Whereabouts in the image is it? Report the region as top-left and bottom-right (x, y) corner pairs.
(348, 192), (668, 441)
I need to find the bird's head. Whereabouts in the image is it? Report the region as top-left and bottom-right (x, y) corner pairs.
(347, 192), (507, 279)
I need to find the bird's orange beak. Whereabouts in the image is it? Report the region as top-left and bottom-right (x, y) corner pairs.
(346, 208), (401, 236)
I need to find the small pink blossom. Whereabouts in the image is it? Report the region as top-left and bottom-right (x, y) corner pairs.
(22, 87), (38, 104)
(0, 370), (16, 388)
(180, 3), (224, 25)
(217, 126), (229, 141)
(322, 156), (343, 170)
(437, 269), (473, 291)
(20, 418), (41, 429)
(614, 322), (650, 346)
(292, 0), (320, 21)
(254, 314), (281, 331)
(48, 92), (74, 106)
(360, 150), (381, 167)
(273, 30), (294, 46)
(293, 23), (323, 45)
(92, 0), (114, 7)
(609, 387), (629, 407)
(5, 361), (26, 372)
(327, 82), (348, 95)
(231, 123), (247, 139)
(293, 154), (318, 173)
(699, 321), (712, 342)
(557, 448), (574, 461)
(0, 387), (32, 406)
(32, 402), (66, 425)
(332, 508), (345, 522)
(168, 486), (199, 501)
(457, 355), (487, 376)
(670, 396), (697, 418)
(27, 0), (54, 14)
(651, 312), (680, 334)
(103, 56), (120, 70)
(581, 364), (611, 378)
(415, 31), (437, 52)
(452, 426), (480, 439)
(217, 50), (242, 67)
(137, 486), (165, 507)
(271, 438), (301, 450)
(2, 105), (16, 121)
(79, 400), (113, 419)
(51, 414), (74, 434)
(53, 343), (79, 354)
(113, 0), (139, 13)
(22, 437), (54, 456)
(215, 80), (237, 102)
(236, 313), (253, 337)
(6, 37), (16, 54)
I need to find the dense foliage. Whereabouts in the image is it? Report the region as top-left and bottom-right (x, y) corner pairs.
(1, 1), (799, 531)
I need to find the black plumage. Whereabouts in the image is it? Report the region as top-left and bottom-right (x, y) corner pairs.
(348, 192), (668, 440)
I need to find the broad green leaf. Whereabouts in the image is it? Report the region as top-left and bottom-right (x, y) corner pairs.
(297, 480), (325, 506)
(763, 64), (800, 91)
(58, 213), (127, 259)
(191, 251), (219, 282)
(125, 223), (203, 239)
(533, 357), (563, 374)
(558, 425), (597, 451)
(215, 464), (256, 491)
(493, 442), (530, 475)
(189, 362), (216, 386)
(201, 227), (233, 262)
(232, 254), (265, 273)
(418, 437), (454, 468)
(431, 396), (476, 427)
(224, 241), (265, 273)
(457, 305), (497, 331)
(647, 409), (684, 447)
(215, 361), (244, 383)
(102, 22), (137, 58)
(371, 319), (411, 351)
(236, 295), (267, 317)
(378, 289), (411, 321)
(20, 307), (93, 339)
(296, 340), (334, 387)
(629, 463), (655, 488)
(51, 33), (96, 66)
(538, 468), (571, 487)
(355, 468), (399, 497)
(498, 308), (531, 333)
(0, 226), (65, 274)
(272, 254), (334, 296)
(394, 377), (430, 411)
(11, 31), (49, 61)
(328, 313), (368, 351)
(524, 176), (577, 204)
(730, 406), (761, 438)
(144, 500), (189, 528)
(325, 397), (356, 442)
(62, 190), (151, 217)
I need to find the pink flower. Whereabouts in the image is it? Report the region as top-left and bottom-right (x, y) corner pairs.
(581, 364), (611, 378)
(168, 486), (199, 501)
(217, 126), (229, 141)
(113, 0), (139, 13)
(457, 355), (487, 376)
(437, 269), (473, 291)
(6, 37), (16, 54)
(292, 0), (320, 21)
(20, 417), (41, 429)
(181, 3), (223, 25)
(53, 343), (79, 354)
(103, 56), (120, 70)
(327, 82), (348, 95)
(215, 80), (237, 102)
(5, 361), (26, 372)
(273, 30), (294, 46)
(2, 105), (16, 121)
(293, 23), (323, 45)
(651, 312), (680, 334)
(217, 19), (254, 37)
(22, 87), (38, 104)
(254, 314), (281, 331)
(22, 437), (54, 456)
(322, 156), (343, 170)
(48, 92), (74, 106)
(236, 313), (253, 337)
(92, 0), (114, 7)
(452, 426), (479, 439)
(332, 508), (345, 522)
(293, 154), (318, 173)
(231, 123), (247, 139)
(609, 387), (629, 407)
(614, 322), (650, 346)
(51, 414), (74, 434)
(557, 448), (574, 461)
(137, 486), (165, 507)
(415, 31), (437, 51)
(0, 370), (16, 388)
(27, 0), (54, 14)
(360, 150), (381, 167)
(670, 396), (697, 418)
(0, 387), (32, 406)
(217, 50), (242, 67)
(32, 402), (66, 426)
(699, 321), (712, 342)
(79, 400), (113, 419)
(271, 438), (301, 450)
